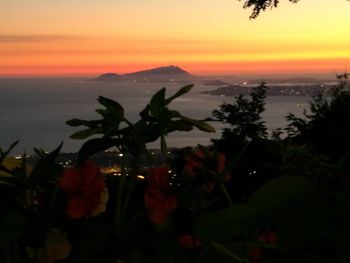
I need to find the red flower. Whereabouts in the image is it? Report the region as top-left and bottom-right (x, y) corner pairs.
(257, 230), (277, 245)
(217, 153), (226, 173)
(250, 229), (278, 261)
(184, 148), (230, 191)
(144, 167), (177, 224)
(178, 234), (202, 249)
(58, 160), (105, 219)
(183, 149), (206, 176)
(250, 247), (263, 260)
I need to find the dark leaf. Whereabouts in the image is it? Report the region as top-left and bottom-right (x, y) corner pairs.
(66, 118), (89, 127)
(77, 138), (121, 165)
(249, 175), (313, 209)
(0, 140), (19, 164)
(98, 96), (125, 121)
(164, 84), (193, 105)
(0, 213), (26, 243)
(70, 127), (103, 139)
(74, 223), (113, 263)
(30, 142), (63, 184)
(149, 88), (166, 118)
(0, 244), (11, 263)
(212, 243), (246, 262)
(168, 120), (193, 132)
(181, 116), (216, 133)
(95, 108), (109, 117)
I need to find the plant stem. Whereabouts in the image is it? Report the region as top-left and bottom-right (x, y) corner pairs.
(220, 183), (233, 207)
(119, 156), (139, 227)
(115, 151), (126, 230)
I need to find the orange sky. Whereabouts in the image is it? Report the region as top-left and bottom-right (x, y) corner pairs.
(1, 0), (349, 76)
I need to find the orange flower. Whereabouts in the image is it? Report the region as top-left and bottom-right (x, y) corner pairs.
(58, 160), (105, 219)
(144, 167), (177, 224)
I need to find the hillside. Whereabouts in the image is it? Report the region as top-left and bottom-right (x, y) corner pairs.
(93, 65), (195, 81)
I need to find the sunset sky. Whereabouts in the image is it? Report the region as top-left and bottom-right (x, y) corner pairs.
(1, 0), (349, 76)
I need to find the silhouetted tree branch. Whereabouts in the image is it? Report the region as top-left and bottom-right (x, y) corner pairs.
(238, 0), (300, 19)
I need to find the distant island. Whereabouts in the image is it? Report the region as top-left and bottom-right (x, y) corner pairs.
(202, 83), (333, 97)
(93, 65), (196, 82)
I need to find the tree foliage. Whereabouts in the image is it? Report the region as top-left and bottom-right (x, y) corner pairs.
(213, 83), (268, 143)
(286, 74), (350, 162)
(238, 0), (300, 19)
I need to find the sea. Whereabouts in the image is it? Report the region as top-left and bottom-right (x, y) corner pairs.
(0, 78), (311, 154)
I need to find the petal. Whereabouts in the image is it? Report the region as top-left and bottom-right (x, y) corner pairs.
(161, 195), (177, 213)
(185, 157), (203, 170)
(66, 195), (89, 219)
(178, 235), (202, 248)
(144, 190), (165, 210)
(217, 153), (226, 173)
(266, 230), (278, 245)
(58, 169), (82, 193)
(192, 149), (206, 160)
(149, 210), (167, 225)
(250, 247), (263, 260)
(183, 165), (194, 176)
(82, 176), (105, 196)
(148, 167), (170, 188)
(80, 159), (101, 184)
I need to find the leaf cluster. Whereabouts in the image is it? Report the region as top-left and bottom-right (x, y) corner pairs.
(0, 143), (65, 263)
(66, 85), (215, 163)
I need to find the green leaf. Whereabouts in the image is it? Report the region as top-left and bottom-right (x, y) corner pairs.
(149, 88), (166, 118)
(168, 120), (193, 132)
(0, 164), (12, 176)
(30, 142), (63, 184)
(0, 213), (26, 243)
(181, 116), (216, 133)
(98, 96), (125, 121)
(212, 243), (246, 262)
(332, 191), (350, 262)
(149, 236), (178, 263)
(95, 108), (108, 117)
(0, 244), (11, 263)
(70, 127), (103, 139)
(165, 84), (193, 105)
(66, 118), (88, 127)
(0, 140), (19, 163)
(196, 204), (257, 242)
(74, 223), (113, 263)
(249, 176), (312, 209)
(167, 109), (181, 118)
(249, 176), (332, 256)
(0, 180), (17, 188)
(77, 138), (121, 165)
(195, 121), (216, 133)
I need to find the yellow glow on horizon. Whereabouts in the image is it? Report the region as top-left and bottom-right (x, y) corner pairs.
(1, 0), (349, 76)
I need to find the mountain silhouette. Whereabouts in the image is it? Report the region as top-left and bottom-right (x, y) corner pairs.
(94, 65), (194, 81)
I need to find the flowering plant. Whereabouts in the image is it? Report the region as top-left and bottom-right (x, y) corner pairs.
(1, 82), (350, 263)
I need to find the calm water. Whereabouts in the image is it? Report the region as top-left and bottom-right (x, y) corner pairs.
(0, 78), (309, 153)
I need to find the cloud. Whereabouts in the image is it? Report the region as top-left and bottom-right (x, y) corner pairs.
(0, 35), (89, 43)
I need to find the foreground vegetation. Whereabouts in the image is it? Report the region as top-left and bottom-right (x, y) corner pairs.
(1, 74), (350, 263)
